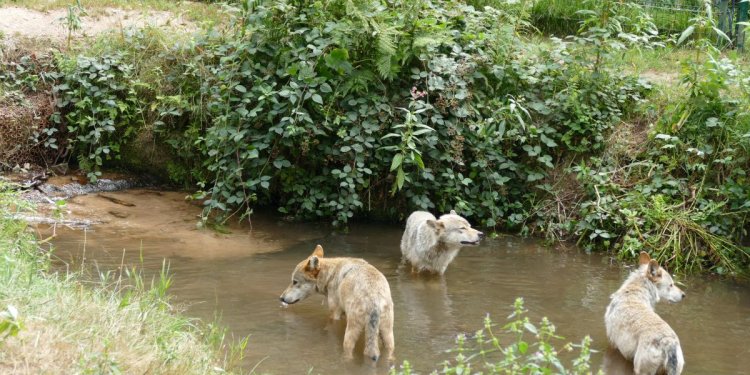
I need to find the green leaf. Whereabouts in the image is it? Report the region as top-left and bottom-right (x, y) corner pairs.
(540, 134), (557, 148)
(235, 84), (247, 93)
(712, 27), (731, 44)
(312, 94), (323, 104)
(390, 153), (403, 172)
(396, 167), (405, 190)
(677, 25), (694, 45)
(376, 54), (393, 80)
(324, 48), (352, 74)
(413, 153), (425, 170)
(518, 341), (528, 354)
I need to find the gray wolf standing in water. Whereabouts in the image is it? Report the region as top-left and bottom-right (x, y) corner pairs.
(279, 245), (395, 363)
(400, 210), (485, 274)
(605, 252), (685, 375)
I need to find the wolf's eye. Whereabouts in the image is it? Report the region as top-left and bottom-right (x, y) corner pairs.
(293, 280), (298, 285)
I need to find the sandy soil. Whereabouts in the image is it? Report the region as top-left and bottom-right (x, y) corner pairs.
(0, 6), (191, 47)
(32, 188), (325, 260)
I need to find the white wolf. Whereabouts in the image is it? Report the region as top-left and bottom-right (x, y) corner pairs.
(605, 252), (686, 375)
(400, 210), (485, 274)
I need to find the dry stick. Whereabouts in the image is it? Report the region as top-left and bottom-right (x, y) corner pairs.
(594, 185), (602, 212)
(98, 193), (136, 207)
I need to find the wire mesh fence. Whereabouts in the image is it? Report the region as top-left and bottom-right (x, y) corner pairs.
(530, 0), (749, 50)
(633, 0), (703, 34)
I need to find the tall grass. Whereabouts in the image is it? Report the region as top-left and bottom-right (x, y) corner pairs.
(0, 183), (244, 374)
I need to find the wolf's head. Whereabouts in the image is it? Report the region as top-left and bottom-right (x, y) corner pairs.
(429, 210), (485, 247)
(639, 252), (685, 303)
(279, 245), (324, 305)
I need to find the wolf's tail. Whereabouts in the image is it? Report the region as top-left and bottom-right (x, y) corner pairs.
(364, 309), (381, 362)
(665, 341), (684, 375)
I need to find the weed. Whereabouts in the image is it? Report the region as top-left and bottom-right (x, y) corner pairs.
(390, 298), (600, 375)
(59, 0), (87, 49)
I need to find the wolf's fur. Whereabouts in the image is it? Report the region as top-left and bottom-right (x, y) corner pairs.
(400, 210), (485, 274)
(605, 252), (686, 375)
(279, 245), (395, 362)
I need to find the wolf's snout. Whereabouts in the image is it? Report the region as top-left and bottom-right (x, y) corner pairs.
(279, 295), (299, 304)
(478, 232), (486, 239)
(681, 292), (686, 299)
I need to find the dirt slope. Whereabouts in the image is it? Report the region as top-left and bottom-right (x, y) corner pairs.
(0, 6), (190, 46)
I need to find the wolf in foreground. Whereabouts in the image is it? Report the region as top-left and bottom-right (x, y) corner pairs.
(400, 210), (485, 274)
(279, 245), (395, 363)
(605, 251), (685, 375)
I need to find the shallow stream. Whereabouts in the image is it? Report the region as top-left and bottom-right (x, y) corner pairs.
(40, 189), (750, 374)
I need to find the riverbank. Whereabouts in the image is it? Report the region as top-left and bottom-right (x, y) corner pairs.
(0, 183), (243, 373)
(1, 0), (748, 277)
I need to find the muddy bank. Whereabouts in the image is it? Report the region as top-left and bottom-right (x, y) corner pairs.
(6, 167), (322, 260)
(19, 174), (139, 203)
(35, 188), (325, 259)
(3, 170), (142, 229)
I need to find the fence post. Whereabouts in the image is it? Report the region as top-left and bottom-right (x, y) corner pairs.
(717, 0), (733, 47)
(738, 0), (748, 51)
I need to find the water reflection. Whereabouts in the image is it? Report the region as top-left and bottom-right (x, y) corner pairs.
(601, 347), (635, 375)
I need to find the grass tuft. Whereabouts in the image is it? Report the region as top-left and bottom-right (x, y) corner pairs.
(0, 182), (244, 374)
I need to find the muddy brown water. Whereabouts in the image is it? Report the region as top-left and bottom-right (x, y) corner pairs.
(39, 189), (750, 374)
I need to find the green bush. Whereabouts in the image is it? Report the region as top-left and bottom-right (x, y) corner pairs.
(532, 3), (750, 276)
(53, 0), (645, 227)
(52, 53), (143, 182)
(39, 0), (748, 274)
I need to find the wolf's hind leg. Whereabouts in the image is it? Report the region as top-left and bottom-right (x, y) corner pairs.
(343, 318), (363, 360)
(381, 326), (395, 362)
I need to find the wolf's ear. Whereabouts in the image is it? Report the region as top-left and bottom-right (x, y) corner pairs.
(638, 251), (651, 266)
(426, 220), (445, 231)
(306, 255), (321, 276)
(646, 259), (661, 280)
(312, 244), (324, 258)
(450, 209), (457, 215)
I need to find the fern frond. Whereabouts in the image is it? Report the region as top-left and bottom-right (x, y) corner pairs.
(376, 54), (393, 80)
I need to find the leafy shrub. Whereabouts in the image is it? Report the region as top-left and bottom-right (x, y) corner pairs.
(52, 54), (143, 182)
(43, 0), (747, 274)
(532, 3), (750, 275)
(105, 0), (646, 227)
